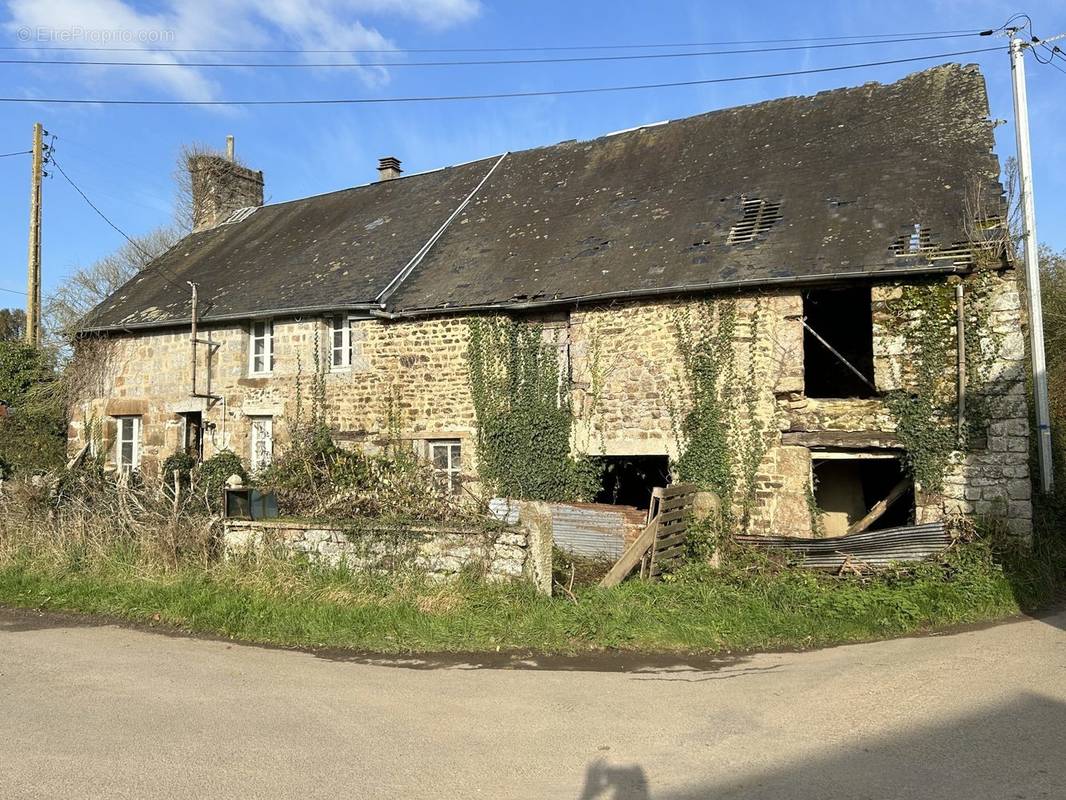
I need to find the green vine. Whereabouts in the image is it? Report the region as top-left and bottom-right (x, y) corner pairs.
(881, 274), (1004, 492)
(671, 298), (768, 527)
(466, 317), (596, 501)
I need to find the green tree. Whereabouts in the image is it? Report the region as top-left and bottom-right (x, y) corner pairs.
(0, 340), (65, 474)
(0, 308), (25, 342)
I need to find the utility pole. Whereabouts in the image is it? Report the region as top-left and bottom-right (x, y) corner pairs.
(1008, 36), (1054, 493)
(24, 121), (43, 347)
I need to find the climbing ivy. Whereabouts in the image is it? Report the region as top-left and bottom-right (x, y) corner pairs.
(671, 298), (768, 528)
(881, 274), (1004, 493)
(466, 317), (597, 501)
(882, 281), (958, 492)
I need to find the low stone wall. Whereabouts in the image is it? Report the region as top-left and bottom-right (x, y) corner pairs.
(223, 515), (551, 593)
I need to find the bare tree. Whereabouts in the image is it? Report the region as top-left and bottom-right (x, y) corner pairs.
(42, 226), (181, 351)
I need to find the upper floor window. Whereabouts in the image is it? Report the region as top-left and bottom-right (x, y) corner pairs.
(249, 320), (274, 375)
(114, 415), (141, 474)
(329, 315), (353, 371)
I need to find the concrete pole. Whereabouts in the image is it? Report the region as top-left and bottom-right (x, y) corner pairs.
(226, 135), (234, 162)
(1009, 38), (1053, 493)
(25, 122), (43, 347)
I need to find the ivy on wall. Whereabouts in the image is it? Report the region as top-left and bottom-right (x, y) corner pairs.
(466, 317), (597, 502)
(882, 274), (1004, 493)
(670, 298), (768, 527)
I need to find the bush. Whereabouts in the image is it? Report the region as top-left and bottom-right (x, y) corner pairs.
(161, 450), (197, 485)
(196, 450), (247, 512)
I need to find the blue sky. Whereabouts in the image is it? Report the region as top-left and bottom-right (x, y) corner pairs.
(1, 0), (1064, 304)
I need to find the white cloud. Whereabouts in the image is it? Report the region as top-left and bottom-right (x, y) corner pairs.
(2, 0), (482, 100)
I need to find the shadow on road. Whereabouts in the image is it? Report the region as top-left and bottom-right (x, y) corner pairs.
(584, 693), (1066, 800)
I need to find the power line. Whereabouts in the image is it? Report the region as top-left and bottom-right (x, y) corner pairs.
(0, 29), (984, 55)
(0, 149), (31, 158)
(0, 286), (28, 295)
(48, 153), (189, 298)
(0, 33), (984, 69)
(0, 46), (1005, 107)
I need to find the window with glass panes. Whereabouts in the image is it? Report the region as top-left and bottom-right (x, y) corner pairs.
(249, 320), (274, 374)
(428, 440), (462, 494)
(115, 416), (140, 473)
(330, 315), (352, 370)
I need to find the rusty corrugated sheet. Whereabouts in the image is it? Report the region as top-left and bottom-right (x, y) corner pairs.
(734, 522), (951, 568)
(550, 503), (633, 559)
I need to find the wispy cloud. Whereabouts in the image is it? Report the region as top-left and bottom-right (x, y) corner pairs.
(2, 0), (482, 100)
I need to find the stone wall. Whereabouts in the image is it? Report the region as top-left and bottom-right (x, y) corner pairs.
(70, 266), (1032, 538)
(222, 515), (551, 592)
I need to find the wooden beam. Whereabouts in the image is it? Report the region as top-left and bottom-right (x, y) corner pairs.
(599, 516), (659, 588)
(846, 477), (911, 534)
(781, 430), (902, 450)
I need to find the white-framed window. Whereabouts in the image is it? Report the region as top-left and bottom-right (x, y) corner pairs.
(249, 415), (274, 472)
(249, 320), (274, 375)
(329, 315), (353, 371)
(114, 416), (141, 474)
(428, 439), (462, 495)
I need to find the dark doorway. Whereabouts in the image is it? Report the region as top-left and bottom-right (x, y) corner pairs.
(812, 456), (913, 536)
(181, 411), (203, 461)
(595, 456), (671, 510)
(803, 286), (876, 398)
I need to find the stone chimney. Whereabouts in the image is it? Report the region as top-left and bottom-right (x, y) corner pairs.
(377, 156), (402, 182)
(188, 139), (264, 231)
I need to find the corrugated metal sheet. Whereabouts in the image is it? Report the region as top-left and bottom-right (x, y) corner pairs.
(550, 504), (629, 560)
(734, 522), (951, 569)
(487, 497), (521, 525)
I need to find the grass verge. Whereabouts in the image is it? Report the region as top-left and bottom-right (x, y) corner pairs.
(0, 534), (1060, 655)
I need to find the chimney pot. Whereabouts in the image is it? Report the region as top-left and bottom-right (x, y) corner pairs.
(377, 156), (402, 181)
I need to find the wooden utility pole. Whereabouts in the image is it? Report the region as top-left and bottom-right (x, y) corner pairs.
(25, 121), (43, 347)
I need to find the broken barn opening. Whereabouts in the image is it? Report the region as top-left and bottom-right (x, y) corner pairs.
(802, 286), (875, 398)
(594, 456), (671, 510)
(812, 455), (914, 537)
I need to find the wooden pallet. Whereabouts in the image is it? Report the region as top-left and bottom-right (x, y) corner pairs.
(599, 483), (697, 587)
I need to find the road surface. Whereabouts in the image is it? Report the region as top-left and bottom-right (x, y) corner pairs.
(1, 605), (1064, 799)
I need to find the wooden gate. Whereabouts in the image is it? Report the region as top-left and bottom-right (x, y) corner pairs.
(599, 483), (698, 587)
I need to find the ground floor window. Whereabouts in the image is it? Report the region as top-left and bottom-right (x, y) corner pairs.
(812, 455), (913, 536)
(594, 455), (671, 510)
(428, 439), (462, 494)
(114, 416), (141, 474)
(249, 416), (274, 472)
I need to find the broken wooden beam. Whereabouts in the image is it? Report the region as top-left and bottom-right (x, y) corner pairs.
(846, 477), (911, 534)
(781, 430), (902, 450)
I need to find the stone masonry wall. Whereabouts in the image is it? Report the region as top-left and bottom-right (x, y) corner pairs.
(70, 267), (1032, 537)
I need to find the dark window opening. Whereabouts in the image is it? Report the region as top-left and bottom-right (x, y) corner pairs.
(803, 287), (875, 398)
(812, 456), (914, 537)
(595, 456), (671, 510)
(181, 411), (203, 462)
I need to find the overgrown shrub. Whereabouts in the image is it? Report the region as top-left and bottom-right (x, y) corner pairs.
(197, 450), (247, 512)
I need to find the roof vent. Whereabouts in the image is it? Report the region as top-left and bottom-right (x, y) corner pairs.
(377, 156), (403, 181)
(727, 198), (782, 244)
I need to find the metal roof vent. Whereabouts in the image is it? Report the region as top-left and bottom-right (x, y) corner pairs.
(727, 197), (782, 245)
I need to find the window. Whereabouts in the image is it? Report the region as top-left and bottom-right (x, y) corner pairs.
(249, 320), (274, 375)
(428, 439), (462, 494)
(181, 411), (203, 462)
(329, 315), (353, 370)
(802, 287), (876, 399)
(115, 416), (141, 474)
(249, 416), (273, 471)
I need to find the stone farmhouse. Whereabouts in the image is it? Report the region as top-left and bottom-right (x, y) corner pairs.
(71, 64), (1032, 537)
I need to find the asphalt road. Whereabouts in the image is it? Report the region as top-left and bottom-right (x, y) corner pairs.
(1, 606), (1064, 800)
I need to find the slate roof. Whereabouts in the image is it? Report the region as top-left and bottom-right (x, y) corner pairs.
(82, 63), (1002, 332)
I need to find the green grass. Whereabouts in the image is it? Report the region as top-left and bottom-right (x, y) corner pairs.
(0, 536), (1058, 655)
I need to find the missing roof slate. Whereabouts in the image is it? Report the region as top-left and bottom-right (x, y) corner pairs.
(727, 198), (783, 245)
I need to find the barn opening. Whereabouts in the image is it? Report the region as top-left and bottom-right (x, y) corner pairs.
(803, 286), (876, 398)
(594, 456), (671, 510)
(812, 455), (913, 536)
